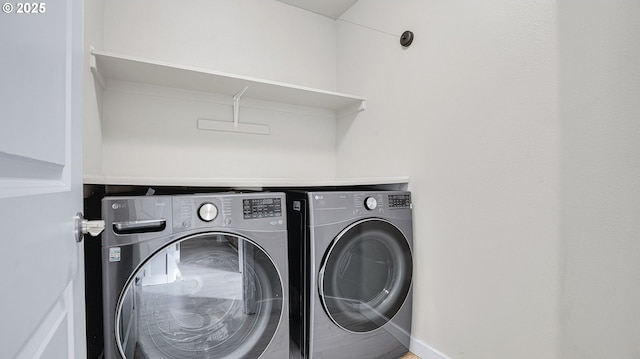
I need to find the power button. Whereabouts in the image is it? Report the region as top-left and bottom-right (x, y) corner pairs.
(364, 197), (378, 210)
(198, 203), (218, 222)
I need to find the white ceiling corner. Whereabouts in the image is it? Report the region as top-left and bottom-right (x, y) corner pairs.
(274, 0), (359, 19)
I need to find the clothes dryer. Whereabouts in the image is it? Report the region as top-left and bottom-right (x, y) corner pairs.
(101, 192), (288, 359)
(287, 191), (413, 359)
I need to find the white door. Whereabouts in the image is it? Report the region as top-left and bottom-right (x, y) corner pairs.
(0, 1), (85, 358)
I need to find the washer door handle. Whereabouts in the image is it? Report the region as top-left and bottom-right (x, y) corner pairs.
(113, 219), (166, 234)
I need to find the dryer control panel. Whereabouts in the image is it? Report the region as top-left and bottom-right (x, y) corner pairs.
(309, 191), (412, 225)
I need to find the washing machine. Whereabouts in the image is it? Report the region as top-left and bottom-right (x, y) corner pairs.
(286, 191), (413, 359)
(101, 192), (289, 359)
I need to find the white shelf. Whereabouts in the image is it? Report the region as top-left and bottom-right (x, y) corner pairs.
(86, 49), (376, 187)
(83, 174), (409, 188)
(90, 49), (366, 116)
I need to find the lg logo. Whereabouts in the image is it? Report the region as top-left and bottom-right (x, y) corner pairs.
(112, 203), (127, 210)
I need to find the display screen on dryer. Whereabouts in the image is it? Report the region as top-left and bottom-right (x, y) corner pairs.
(243, 198), (283, 219)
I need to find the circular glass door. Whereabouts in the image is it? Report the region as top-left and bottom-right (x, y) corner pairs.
(116, 233), (283, 359)
(319, 219), (412, 333)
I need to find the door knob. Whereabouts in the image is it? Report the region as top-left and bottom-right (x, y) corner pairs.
(75, 212), (105, 242)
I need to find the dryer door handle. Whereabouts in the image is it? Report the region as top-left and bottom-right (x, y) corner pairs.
(113, 219), (167, 234)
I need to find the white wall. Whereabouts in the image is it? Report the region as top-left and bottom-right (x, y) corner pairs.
(336, 2), (560, 358)
(89, 0), (339, 181)
(82, 0), (104, 177)
(558, 1), (640, 358)
(100, 82), (337, 179)
(103, 0), (336, 90)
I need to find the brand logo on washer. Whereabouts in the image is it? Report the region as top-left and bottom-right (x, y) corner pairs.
(112, 203), (127, 210)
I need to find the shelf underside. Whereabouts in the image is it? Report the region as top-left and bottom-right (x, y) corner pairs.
(83, 175), (409, 188)
(91, 50), (366, 113)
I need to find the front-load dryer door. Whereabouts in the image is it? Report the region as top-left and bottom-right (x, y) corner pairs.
(115, 233), (283, 359)
(318, 219), (412, 333)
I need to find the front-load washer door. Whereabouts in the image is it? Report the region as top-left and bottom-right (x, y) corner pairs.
(115, 233), (283, 359)
(318, 219), (412, 333)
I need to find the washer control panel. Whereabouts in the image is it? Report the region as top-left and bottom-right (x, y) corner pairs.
(243, 197), (283, 219)
(172, 193), (286, 232)
(388, 194), (411, 209)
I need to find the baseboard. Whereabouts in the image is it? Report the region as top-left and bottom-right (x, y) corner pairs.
(409, 337), (451, 359)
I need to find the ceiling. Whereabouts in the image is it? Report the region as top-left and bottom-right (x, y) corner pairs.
(274, 0), (359, 19)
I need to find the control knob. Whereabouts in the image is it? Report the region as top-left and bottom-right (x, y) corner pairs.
(198, 203), (218, 222)
(364, 197), (378, 210)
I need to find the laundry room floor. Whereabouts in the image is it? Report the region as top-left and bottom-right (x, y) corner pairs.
(399, 352), (421, 359)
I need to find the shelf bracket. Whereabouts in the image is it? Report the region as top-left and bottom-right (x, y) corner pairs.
(336, 100), (366, 119)
(197, 85), (270, 135)
(88, 46), (106, 89)
(233, 86), (249, 129)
